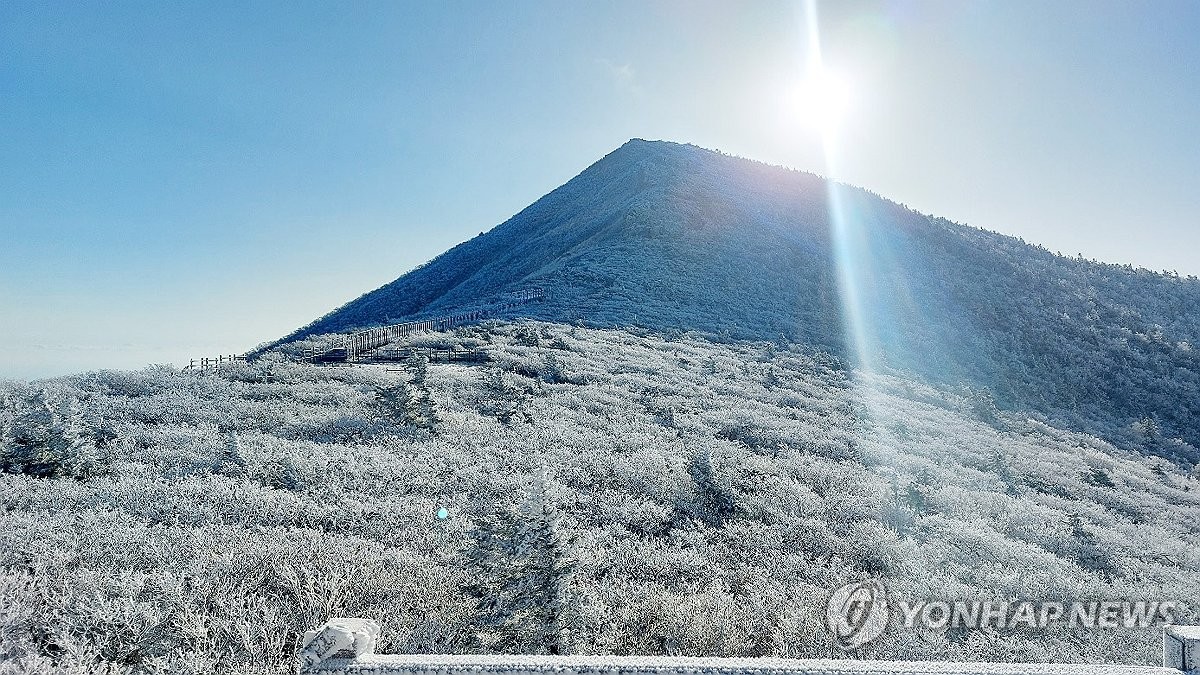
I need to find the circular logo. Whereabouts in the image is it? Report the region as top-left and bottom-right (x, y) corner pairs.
(826, 580), (889, 650)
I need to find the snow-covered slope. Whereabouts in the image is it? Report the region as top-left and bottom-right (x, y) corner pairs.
(277, 140), (1200, 461)
(287, 140), (846, 345)
(3, 324), (1198, 672)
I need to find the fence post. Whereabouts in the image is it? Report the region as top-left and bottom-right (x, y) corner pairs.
(298, 618), (380, 673)
(1165, 625), (1200, 671)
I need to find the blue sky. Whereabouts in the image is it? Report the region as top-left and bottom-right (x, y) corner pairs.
(2, 0), (1198, 379)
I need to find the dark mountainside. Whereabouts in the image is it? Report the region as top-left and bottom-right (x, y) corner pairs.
(279, 139), (1200, 460)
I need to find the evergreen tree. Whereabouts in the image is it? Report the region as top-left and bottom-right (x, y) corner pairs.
(541, 354), (565, 384)
(762, 341), (777, 361)
(405, 352), (429, 387)
(1068, 513), (1116, 576)
(1083, 466), (1116, 489)
(1, 390), (57, 477)
(1135, 416), (1160, 453)
(658, 405), (677, 429)
(377, 380), (416, 425)
(387, 354), (438, 429)
(1150, 460), (1171, 484)
(513, 326), (541, 347)
(480, 368), (523, 424)
(687, 449), (736, 526)
(464, 470), (576, 654)
(218, 430), (247, 477)
(905, 482), (927, 513)
(763, 366), (781, 390)
(51, 397), (99, 479)
(988, 450), (1019, 495)
(971, 390), (1001, 425)
(413, 388), (440, 430)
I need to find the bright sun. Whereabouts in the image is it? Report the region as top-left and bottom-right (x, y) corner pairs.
(798, 68), (851, 139)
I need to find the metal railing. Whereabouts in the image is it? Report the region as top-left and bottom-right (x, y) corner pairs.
(295, 619), (1200, 675)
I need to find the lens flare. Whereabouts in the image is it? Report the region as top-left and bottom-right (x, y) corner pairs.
(802, 0), (870, 372)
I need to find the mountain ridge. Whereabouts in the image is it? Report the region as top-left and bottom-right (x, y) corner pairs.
(273, 139), (1200, 461)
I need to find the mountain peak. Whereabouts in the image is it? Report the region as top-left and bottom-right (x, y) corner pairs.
(276, 141), (1200, 460)
(280, 140), (834, 341)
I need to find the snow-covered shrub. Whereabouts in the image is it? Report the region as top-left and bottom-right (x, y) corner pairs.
(0, 391), (101, 480)
(0, 322), (1197, 671)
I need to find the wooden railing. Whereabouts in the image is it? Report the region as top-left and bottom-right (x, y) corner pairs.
(300, 287), (544, 363)
(183, 354), (247, 371)
(369, 346), (487, 364)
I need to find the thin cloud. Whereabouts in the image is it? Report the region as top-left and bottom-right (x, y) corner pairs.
(595, 58), (642, 95)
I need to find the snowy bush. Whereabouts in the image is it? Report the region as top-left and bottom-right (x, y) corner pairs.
(0, 323), (1196, 672)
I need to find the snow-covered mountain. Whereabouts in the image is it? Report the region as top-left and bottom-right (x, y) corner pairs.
(280, 140), (1200, 460)
(4, 141), (1199, 671)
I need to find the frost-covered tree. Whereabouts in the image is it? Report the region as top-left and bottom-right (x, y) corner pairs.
(0, 391), (98, 479)
(377, 380), (417, 425)
(1134, 416), (1160, 453)
(263, 457), (304, 492)
(988, 450), (1019, 494)
(686, 449), (736, 527)
(658, 405), (677, 429)
(412, 387), (439, 430)
(1067, 513), (1117, 577)
(52, 397), (100, 479)
(217, 430), (247, 477)
(464, 470), (577, 654)
(763, 366), (781, 390)
(405, 352), (429, 387)
(513, 326), (541, 348)
(762, 342), (777, 361)
(2, 390), (58, 477)
(1083, 465), (1116, 488)
(971, 389), (1001, 426)
(479, 368), (525, 424)
(541, 354), (566, 384)
(380, 356), (438, 429)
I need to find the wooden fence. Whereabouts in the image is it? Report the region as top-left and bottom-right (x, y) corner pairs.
(300, 287), (544, 363)
(183, 354), (247, 371)
(369, 346), (487, 364)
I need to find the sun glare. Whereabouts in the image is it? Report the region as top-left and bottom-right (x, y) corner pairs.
(798, 0), (851, 143)
(798, 68), (851, 139)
